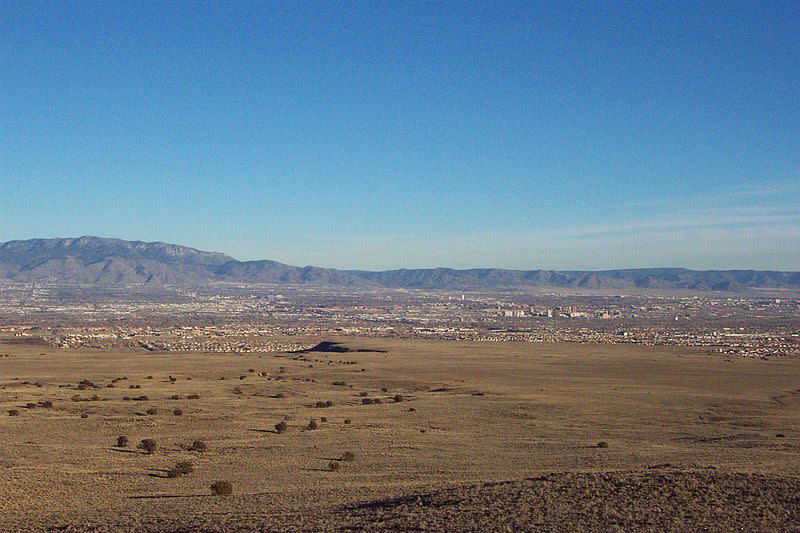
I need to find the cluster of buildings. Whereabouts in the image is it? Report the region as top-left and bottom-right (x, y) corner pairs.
(0, 283), (797, 359)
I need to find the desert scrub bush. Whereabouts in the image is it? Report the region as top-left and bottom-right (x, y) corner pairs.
(134, 395), (149, 401)
(373, 398), (382, 404)
(38, 400), (53, 408)
(166, 460), (194, 478)
(170, 395), (182, 400)
(320, 416), (327, 423)
(25, 402), (37, 409)
(173, 408), (183, 416)
(210, 481), (233, 496)
(307, 419), (318, 430)
(344, 419), (352, 424)
(328, 461), (340, 472)
(137, 438), (157, 454)
(116, 435), (129, 447)
(332, 381), (346, 386)
(275, 420), (288, 433)
(274, 392), (286, 399)
(341, 451), (355, 462)
(232, 387), (243, 395)
(187, 394), (200, 400)
(168, 376), (177, 383)
(361, 398), (374, 405)
(77, 379), (96, 390)
(596, 441), (609, 448)
(146, 407), (158, 415)
(393, 394), (405, 403)
(8, 409), (20, 416)
(188, 440), (207, 452)
(80, 413), (89, 418)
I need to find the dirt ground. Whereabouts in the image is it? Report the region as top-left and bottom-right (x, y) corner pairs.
(1, 337), (799, 531)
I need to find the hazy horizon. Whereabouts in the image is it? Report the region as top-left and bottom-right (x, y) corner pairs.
(2, 2), (798, 271)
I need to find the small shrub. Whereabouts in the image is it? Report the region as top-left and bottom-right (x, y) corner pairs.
(80, 413), (89, 418)
(341, 451), (355, 462)
(373, 398), (382, 404)
(275, 420), (288, 433)
(344, 419), (352, 424)
(315, 401), (326, 408)
(168, 376), (177, 383)
(146, 407), (158, 415)
(8, 409), (20, 416)
(25, 402), (37, 409)
(166, 460), (194, 478)
(38, 400), (53, 408)
(170, 395), (182, 400)
(308, 419), (318, 430)
(393, 394), (405, 403)
(596, 441), (609, 449)
(187, 394), (200, 400)
(232, 387), (243, 395)
(188, 440), (207, 452)
(146, 375), (153, 379)
(362, 398), (374, 405)
(116, 435), (129, 447)
(210, 481), (233, 496)
(320, 416), (327, 423)
(173, 408), (183, 416)
(138, 438), (157, 454)
(248, 368), (255, 373)
(77, 380), (96, 390)
(134, 395), (149, 401)
(328, 461), (340, 472)
(274, 392), (285, 399)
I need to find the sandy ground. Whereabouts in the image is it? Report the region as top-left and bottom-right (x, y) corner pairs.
(1, 337), (799, 531)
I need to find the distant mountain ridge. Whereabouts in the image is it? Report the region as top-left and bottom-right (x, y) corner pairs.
(1, 236), (798, 292)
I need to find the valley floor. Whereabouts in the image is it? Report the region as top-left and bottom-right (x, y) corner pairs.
(1, 338), (799, 531)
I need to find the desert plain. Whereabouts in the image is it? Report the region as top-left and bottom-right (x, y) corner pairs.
(1, 337), (799, 531)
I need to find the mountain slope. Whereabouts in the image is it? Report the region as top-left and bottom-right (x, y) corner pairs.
(0, 236), (233, 284)
(0, 236), (798, 291)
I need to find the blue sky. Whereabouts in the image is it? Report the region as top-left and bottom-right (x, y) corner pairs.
(1, 1), (798, 270)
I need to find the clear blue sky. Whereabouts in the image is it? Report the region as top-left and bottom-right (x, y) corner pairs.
(1, 1), (798, 270)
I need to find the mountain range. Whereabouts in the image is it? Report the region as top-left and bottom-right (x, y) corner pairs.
(0, 236), (798, 292)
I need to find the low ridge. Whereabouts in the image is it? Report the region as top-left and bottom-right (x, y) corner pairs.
(0, 236), (798, 292)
